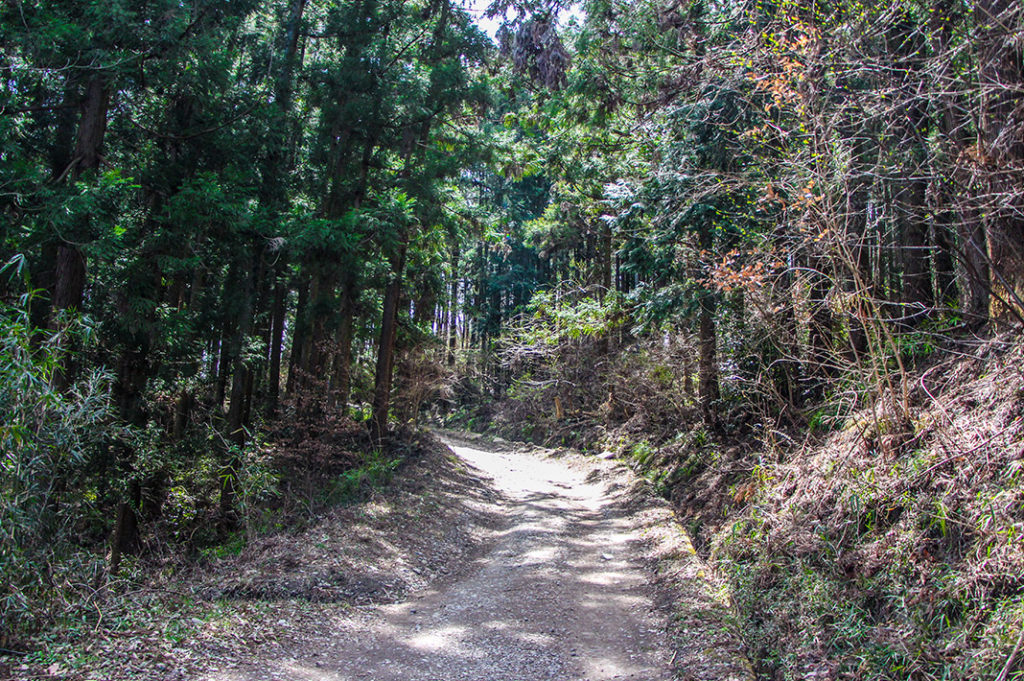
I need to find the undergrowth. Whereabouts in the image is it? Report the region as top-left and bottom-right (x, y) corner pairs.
(680, 338), (1024, 680)
(1, 391), (412, 673)
(323, 449), (403, 505)
(452, 317), (1024, 680)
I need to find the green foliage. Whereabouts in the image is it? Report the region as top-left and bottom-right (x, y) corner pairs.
(225, 438), (282, 541)
(629, 440), (655, 466)
(325, 451), (403, 505)
(201, 533), (248, 561)
(0, 294), (113, 634)
(508, 289), (624, 347)
(808, 407), (843, 434)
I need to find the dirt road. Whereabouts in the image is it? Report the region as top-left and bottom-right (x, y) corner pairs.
(207, 437), (676, 681)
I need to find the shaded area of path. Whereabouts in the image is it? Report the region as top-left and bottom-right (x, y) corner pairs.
(207, 438), (675, 681)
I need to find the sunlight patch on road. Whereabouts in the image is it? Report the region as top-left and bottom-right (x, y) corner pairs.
(408, 624), (468, 652)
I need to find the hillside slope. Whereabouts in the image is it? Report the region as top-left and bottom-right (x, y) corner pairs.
(686, 337), (1024, 680)
(468, 335), (1024, 680)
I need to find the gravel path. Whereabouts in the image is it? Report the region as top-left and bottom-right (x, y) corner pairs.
(207, 438), (675, 681)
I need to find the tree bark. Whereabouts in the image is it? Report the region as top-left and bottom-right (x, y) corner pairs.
(697, 290), (719, 425)
(925, 0), (969, 312)
(266, 277), (287, 413)
(696, 218), (719, 426)
(889, 11), (933, 321)
(220, 245), (258, 522)
(108, 283), (153, 573)
(258, 0), (307, 413)
(49, 73), (111, 389)
(977, 0), (1024, 320)
(448, 263), (459, 366)
(287, 274), (310, 396)
(600, 218), (613, 300)
(370, 241), (408, 443)
(368, 0), (451, 440)
(329, 273), (357, 409)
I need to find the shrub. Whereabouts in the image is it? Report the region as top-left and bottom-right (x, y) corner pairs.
(0, 298), (114, 635)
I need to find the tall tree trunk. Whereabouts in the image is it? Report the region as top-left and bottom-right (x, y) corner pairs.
(257, 0), (307, 413)
(47, 77), (79, 184)
(50, 73), (111, 390)
(930, 219), (958, 305)
(304, 267), (338, 408)
(219, 245), (258, 522)
(697, 291), (719, 425)
(925, 0), (969, 312)
(448, 283), (459, 366)
(266, 276), (287, 413)
(600, 218), (613, 300)
(51, 243), (87, 316)
(108, 263), (155, 573)
(696, 220), (719, 426)
(71, 75), (110, 174)
(889, 11), (933, 322)
(925, 0), (990, 322)
(297, 267), (321, 394)
(172, 390), (194, 441)
(329, 273), (357, 410)
(370, 241), (408, 443)
(108, 482), (141, 575)
(977, 0), (1024, 321)
(896, 172), (931, 316)
(247, 256), (270, 411)
(215, 329), (229, 408)
(369, 0), (451, 440)
(287, 274), (310, 396)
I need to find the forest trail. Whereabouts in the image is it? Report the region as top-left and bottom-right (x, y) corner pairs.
(205, 436), (682, 681)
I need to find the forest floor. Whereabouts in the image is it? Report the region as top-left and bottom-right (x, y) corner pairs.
(7, 432), (751, 681)
(201, 433), (663, 680)
(192, 431), (751, 681)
